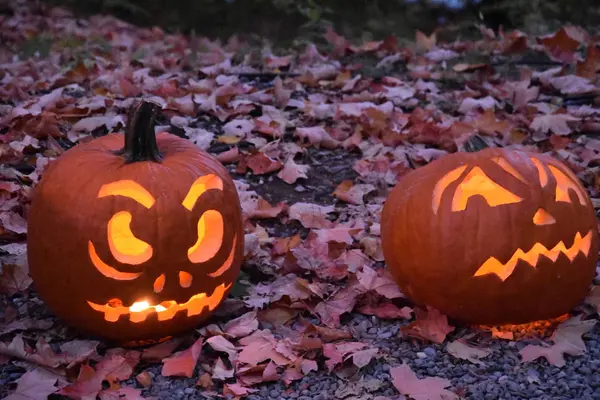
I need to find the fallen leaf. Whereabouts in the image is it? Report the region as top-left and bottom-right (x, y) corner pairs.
(350, 348), (379, 368)
(212, 357), (235, 380)
(390, 363), (458, 400)
(530, 113), (579, 136)
(446, 340), (492, 365)
(141, 337), (183, 362)
(0, 264), (32, 296)
(223, 311), (259, 338)
(519, 315), (596, 367)
(401, 306), (455, 344)
(537, 26), (585, 63)
(161, 337), (203, 378)
(358, 303), (413, 320)
(332, 181), (376, 205)
(246, 152), (283, 175)
(277, 158), (309, 184)
(206, 335), (238, 360)
(3, 369), (58, 400)
(356, 266), (404, 299)
(288, 202), (335, 229)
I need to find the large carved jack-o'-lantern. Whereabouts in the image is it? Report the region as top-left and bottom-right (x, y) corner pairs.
(381, 147), (599, 325)
(27, 101), (244, 345)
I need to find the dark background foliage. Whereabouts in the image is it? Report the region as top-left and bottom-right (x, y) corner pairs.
(31, 0), (600, 43)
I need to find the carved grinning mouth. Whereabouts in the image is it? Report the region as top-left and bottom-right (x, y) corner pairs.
(87, 282), (232, 323)
(473, 230), (593, 282)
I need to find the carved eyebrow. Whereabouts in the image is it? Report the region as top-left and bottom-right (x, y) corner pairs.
(97, 180), (156, 208)
(182, 174), (223, 211)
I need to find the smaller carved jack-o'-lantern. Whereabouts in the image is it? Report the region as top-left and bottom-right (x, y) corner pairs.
(381, 147), (599, 325)
(27, 101), (244, 345)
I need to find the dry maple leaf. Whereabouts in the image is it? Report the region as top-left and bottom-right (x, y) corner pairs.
(446, 339), (492, 366)
(401, 306), (455, 344)
(356, 266), (404, 299)
(141, 337), (183, 362)
(237, 329), (293, 366)
(161, 337), (203, 378)
(3, 369), (58, 400)
(246, 152), (283, 175)
(519, 315), (596, 367)
(358, 303), (413, 320)
(332, 181), (376, 205)
(390, 363), (458, 400)
(530, 113), (579, 136)
(212, 357), (235, 381)
(314, 283), (363, 328)
(0, 317), (53, 335)
(294, 126), (340, 149)
(549, 75), (596, 95)
(288, 202), (335, 229)
(223, 382), (257, 397)
(0, 263), (31, 297)
(206, 335), (238, 360)
(58, 363), (105, 399)
(323, 341), (369, 371)
(0, 335), (98, 369)
(537, 26), (585, 63)
(576, 44), (600, 79)
(277, 158), (309, 184)
(223, 310), (259, 338)
(98, 387), (146, 400)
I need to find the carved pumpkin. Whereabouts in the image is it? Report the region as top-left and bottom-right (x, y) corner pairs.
(381, 148), (598, 325)
(27, 101), (244, 345)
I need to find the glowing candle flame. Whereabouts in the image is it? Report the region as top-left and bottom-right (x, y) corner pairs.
(129, 301), (150, 312)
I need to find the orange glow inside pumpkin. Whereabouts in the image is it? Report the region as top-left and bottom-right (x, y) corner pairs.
(88, 241), (142, 280)
(547, 165), (587, 205)
(530, 157), (548, 187)
(533, 208), (556, 225)
(491, 156), (527, 183)
(153, 274), (165, 293)
(473, 230), (593, 281)
(87, 176), (237, 323)
(107, 211), (153, 265)
(452, 167), (524, 211)
(432, 165), (467, 214)
(188, 210), (224, 263)
(179, 271), (193, 288)
(182, 174), (224, 211)
(98, 180), (156, 208)
(88, 282), (232, 323)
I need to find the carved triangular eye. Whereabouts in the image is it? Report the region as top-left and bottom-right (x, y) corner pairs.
(530, 156), (587, 206)
(451, 167), (524, 212)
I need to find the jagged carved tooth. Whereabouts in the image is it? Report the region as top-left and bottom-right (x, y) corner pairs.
(104, 307), (122, 322)
(186, 295), (208, 317)
(158, 303), (180, 321)
(130, 308), (153, 323)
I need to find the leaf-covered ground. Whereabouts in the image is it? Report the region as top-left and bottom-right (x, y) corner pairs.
(2, 2), (600, 400)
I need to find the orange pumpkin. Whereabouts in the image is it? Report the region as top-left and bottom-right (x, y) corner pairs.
(27, 101), (244, 345)
(381, 147), (598, 325)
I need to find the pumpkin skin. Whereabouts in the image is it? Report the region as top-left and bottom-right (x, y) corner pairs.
(381, 147), (598, 325)
(27, 101), (244, 345)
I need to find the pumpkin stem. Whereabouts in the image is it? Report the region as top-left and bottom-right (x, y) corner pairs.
(118, 100), (163, 163)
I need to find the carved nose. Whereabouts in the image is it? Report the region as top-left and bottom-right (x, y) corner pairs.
(153, 272), (193, 293)
(533, 208), (556, 225)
